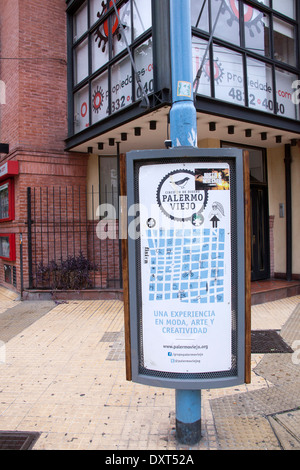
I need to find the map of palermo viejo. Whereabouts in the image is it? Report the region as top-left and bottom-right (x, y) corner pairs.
(146, 227), (225, 304)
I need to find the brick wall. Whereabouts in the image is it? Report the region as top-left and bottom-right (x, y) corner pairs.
(1, 0), (69, 153)
(0, 0), (93, 293)
(0, 0), (20, 146)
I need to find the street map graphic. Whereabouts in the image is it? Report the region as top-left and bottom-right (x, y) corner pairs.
(147, 227), (225, 304)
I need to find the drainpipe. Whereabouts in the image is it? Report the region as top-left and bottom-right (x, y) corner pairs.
(284, 144), (292, 281)
(169, 0), (201, 445)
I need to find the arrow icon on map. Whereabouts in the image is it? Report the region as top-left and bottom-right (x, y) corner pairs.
(210, 215), (220, 228)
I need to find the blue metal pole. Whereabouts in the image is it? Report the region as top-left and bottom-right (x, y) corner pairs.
(169, 0), (201, 445)
(169, 0), (197, 148)
(176, 389), (202, 445)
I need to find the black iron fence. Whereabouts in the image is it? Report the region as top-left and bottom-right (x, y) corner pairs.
(26, 185), (122, 291)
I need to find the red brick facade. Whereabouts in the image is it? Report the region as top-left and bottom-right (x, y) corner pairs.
(0, 0), (88, 293)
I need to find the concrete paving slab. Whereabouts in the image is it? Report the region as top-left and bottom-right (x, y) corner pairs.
(269, 410), (300, 450)
(0, 300), (56, 342)
(0, 295), (298, 450)
(0, 287), (19, 301)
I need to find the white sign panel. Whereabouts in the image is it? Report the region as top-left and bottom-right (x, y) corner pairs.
(139, 162), (232, 374)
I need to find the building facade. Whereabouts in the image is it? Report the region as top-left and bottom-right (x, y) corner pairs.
(0, 0), (300, 295)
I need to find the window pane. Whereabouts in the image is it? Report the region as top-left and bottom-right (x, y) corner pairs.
(273, 0), (295, 19)
(133, 0), (152, 39)
(273, 18), (296, 66)
(134, 38), (153, 100)
(0, 184), (9, 219)
(113, 0), (131, 57)
(191, 0), (209, 31)
(90, 0), (102, 26)
(73, 1), (88, 41)
(248, 149), (265, 183)
(74, 39), (89, 85)
(92, 30), (109, 73)
(222, 143), (266, 183)
(91, 72), (109, 124)
(192, 37), (211, 97)
(74, 85), (89, 133)
(244, 7), (270, 57)
(247, 57), (273, 114)
(275, 68), (299, 119)
(213, 45), (245, 106)
(0, 237), (10, 258)
(111, 56), (133, 113)
(211, 0), (240, 46)
(254, 0), (270, 5)
(100, 156), (118, 211)
(94, 21), (110, 59)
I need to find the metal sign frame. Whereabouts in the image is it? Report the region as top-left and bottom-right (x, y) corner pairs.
(124, 147), (247, 390)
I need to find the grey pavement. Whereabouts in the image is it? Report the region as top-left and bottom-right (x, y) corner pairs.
(0, 286), (299, 450)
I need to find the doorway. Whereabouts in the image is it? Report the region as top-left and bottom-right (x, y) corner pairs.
(251, 185), (270, 280)
(222, 142), (270, 281)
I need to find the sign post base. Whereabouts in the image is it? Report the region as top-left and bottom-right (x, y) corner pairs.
(176, 390), (202, 445)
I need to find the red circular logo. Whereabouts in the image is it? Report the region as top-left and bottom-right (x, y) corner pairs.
(81, 102), (88, 118)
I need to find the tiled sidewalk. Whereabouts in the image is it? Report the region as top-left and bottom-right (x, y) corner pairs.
(0, 293), (299, 450)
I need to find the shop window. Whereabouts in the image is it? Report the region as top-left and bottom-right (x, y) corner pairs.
(275, 67), (299, 120)
(247, 57), (273, 114)
(73, 1), (88, 41)
(0, 234), (16, 261)
(133, 0), (152, 39)
(213, 45), (245, 106)
(92, 31), (109, 73)
(248, 149), (267, 184)
(71, 0), (153, 134)
(74, 38), (89, 85)
(222, 143), (267, 184)
(134, 38), (153, 99)
(272, 0), (296, 19)
(211, 0), (240, 46)
(112, 1), (132, 57)
(0, 179), (15, 222)
(111, 55), (133, 113)
(255, 0), (270, 6)
(192, 36), (211, 97)
(244, 7), (270, 58)
(90, 0), (100, 27)
(74, 85), (89, 133)
(191, 0), (209, 32)
(191, 0), (299, 121)
(91, 71), (109, 124)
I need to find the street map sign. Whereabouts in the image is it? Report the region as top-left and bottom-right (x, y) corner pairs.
(125, 148), (246, 389)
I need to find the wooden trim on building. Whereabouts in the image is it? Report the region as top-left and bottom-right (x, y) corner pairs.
(120, 153), (132, 381)
(243, 151), (251, 384)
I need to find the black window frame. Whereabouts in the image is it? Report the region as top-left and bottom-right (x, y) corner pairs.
(192, 0), (300, 123)
(67, 0), (154, 137)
